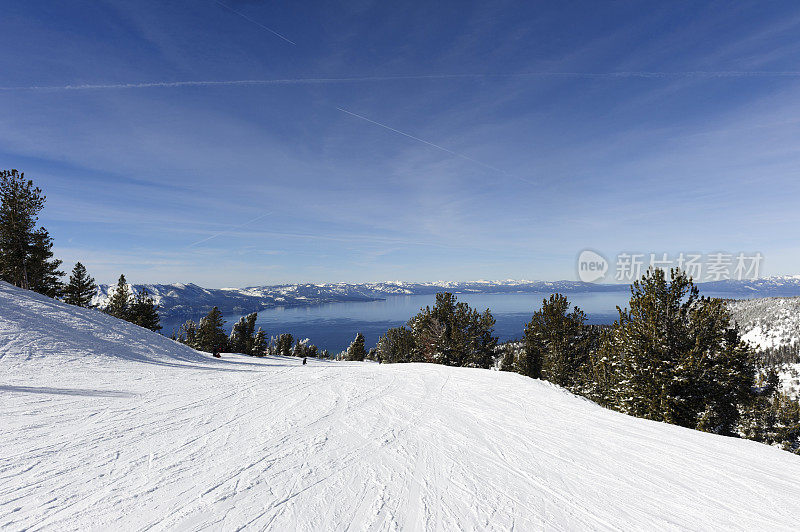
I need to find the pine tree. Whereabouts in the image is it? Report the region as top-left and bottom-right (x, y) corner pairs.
(522, 294), (591, 387)
(0, 169), (63, 295)
(130, 288), (162, 332)
(600, 268), (756, 433)
(499, 343), (521, 372)
(346, 332), (367, 361)
(292, 339), (305, 357)
(229, 316), (249, 354)
(63, 262), (97, 307)
(176, 319), (199, 348)
(26, 228), (63, 297)
(229, 312), (258, 354)
(197, 306), (227, 354)
(252, 327), (267, 356)
(739, 373), (800, 452)
(275, 333), (294, 356)
(407, 292), (497, 368)
(105, 274), (132, 320)
(376, 326), (416, 363)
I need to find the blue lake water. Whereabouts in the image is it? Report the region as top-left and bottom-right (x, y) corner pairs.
(163, 289), (743, 353)
(224, 292), (629, 353)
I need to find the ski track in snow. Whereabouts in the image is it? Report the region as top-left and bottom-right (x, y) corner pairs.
(2, 281), (800, 531)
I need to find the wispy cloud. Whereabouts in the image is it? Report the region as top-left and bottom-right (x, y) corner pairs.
(6, 1), (800, 283)
(3, 71), (800, 91)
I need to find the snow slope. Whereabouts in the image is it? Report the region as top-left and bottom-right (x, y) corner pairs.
(2, 282), (800, 531)
(727, 296), (800, 350)
(727, 297), (800, 398)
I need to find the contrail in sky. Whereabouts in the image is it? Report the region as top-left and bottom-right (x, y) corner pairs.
(189, 211), (273, 247)
(214, 0), (296, 45)
(336, 107), (538, 187)
(2, 71), (800, 91)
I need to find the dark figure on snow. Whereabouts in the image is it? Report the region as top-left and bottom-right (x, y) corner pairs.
(302, 357), (307, 365)
(213, 349), (221, 358)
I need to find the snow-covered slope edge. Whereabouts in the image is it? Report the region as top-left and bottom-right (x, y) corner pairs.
(2, 282), (800, 530)
(0, 281), (207, 368)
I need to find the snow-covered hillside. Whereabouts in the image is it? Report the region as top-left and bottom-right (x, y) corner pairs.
(90, 281), (385, 320)
(727, 297), (800, 398)
(728, 297), (800, 350)
(3, 282), (800, 530)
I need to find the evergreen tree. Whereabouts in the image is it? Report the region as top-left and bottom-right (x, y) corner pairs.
(579, 325), (616, 405)
(229, 312), (258, 354)
(197, 306), (227, 353)
(26, 228), (63, 297)
(176, 319), (199, 348)
(600, 268), (756, 434)
(0, 169), (63, 295)
(292, 339), (306, 358)
(105, 274), (132, 320)
(130, 288), (162, 332)
(408, 292), (497, 368)
(375, 326), (416, 363)
(252, 327), (268, 356)
(522, 294), (591, 387)
(739, 373), (800, 453)
(63, 262), (97, 307)
(275, 333), (294, 356)
(499, 343), (522, 372)
(346, 332), (367, 361)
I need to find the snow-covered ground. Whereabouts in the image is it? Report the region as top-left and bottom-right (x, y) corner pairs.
(2, 281), (800, 531)
(728, 296), (800, 350)
(727, 297), (800, 397)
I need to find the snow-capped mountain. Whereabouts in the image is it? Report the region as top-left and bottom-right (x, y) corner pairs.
(92, 280), (629, 318)
(701, 275), (800, 296)
(91, 282), (386, 319)
(3, 280), (800, 529)
(93, 276), (800, 319)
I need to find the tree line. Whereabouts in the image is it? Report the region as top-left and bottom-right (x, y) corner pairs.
(172, 307), (331, 359)
(0, 169), (161, 332)
(365, 269), (798, 452)
(501, 269), (798, 452)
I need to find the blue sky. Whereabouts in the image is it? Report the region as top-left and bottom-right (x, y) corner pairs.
(1, 1), (799, 286)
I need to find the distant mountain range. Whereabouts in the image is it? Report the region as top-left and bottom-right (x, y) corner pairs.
(93, 276), (800, 320)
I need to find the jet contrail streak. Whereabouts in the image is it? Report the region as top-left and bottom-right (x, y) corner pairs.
(336, 107), (538, 187)
(214, 1), (296, 45)
(189, 211), (273, 247)
(3, 71), (799, 91)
